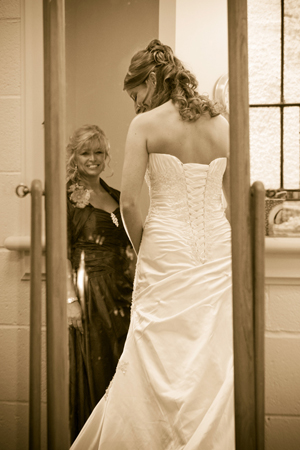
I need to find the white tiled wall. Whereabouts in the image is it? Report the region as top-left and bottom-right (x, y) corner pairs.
(265, 246), (300, 449)
(0, 1), (46, 448)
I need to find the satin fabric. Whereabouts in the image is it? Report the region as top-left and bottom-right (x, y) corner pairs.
(67, 180), (134, 442)
(71, 154), (235, 449)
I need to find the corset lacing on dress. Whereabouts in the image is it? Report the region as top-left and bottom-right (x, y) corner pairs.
(145, 155), (226, 266)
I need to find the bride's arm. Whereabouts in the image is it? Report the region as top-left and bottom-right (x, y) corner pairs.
(219, 116), (230, 224)
(120, 115), (149, 255)
(223, 156), (231, 225)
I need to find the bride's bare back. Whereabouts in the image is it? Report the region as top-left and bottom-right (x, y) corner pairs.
(144, 100), (229, 165)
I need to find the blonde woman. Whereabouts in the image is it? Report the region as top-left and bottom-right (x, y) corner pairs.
(66, 125), (135, 442)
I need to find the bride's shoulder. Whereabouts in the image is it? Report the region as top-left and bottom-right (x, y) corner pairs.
(127, 112), (148, 138)
(129, 106), (162, 133)
(211, 113), (229, 129)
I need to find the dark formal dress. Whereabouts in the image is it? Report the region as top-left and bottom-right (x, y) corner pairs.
(67, 178), (134, 443)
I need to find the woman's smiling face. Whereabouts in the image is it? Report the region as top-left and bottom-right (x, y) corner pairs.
(76, 146), (106, 179)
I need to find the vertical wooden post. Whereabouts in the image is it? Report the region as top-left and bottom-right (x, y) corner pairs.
(29, 180), (43, 450)
(252, 181), (265, 450)
(227, 0), (257, 448)
(43, 0), (69, 448)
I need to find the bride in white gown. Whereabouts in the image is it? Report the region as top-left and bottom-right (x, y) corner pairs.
(70, 39), (235, 450)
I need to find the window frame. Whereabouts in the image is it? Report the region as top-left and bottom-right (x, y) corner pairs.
(249, 0), (300, 192)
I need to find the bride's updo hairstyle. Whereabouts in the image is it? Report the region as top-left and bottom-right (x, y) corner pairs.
(124, 39), (221, 121)
(66, 124), (112, 183)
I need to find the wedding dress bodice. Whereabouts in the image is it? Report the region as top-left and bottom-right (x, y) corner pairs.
(145, 153), (228, 264)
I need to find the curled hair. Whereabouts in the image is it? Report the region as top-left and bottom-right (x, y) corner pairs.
(124, 39), (221, 121)
(66, 124), (112, 183)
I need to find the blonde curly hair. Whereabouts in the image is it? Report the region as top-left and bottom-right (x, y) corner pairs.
(124, 39), (222, 121)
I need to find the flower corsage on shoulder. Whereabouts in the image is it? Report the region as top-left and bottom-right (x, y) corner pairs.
(68, 183), (92, 209)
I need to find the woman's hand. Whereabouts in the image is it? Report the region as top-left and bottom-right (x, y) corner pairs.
(66, 259), (84, 333)
(67, 301), (84, 334)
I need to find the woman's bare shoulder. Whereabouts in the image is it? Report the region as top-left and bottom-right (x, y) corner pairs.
(211, 114), (229, 133)
(128, 103), (172, 136)
(127, 111), (151, 137)
(205, 114), (229, 142)
(211, 114), (229, 157)
(207, 112), (228, 127)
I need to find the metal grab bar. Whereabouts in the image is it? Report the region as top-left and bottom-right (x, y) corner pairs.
(251, 181), (265, 450)
(16, 181), (44, 449)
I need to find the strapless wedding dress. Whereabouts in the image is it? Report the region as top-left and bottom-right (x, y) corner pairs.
(70, 153), (235, 450)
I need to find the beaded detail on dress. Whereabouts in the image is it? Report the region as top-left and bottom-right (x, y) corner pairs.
(104, 358), (129, 401)
(145, 163), (187, 224)
(110, 211), (119, 227)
